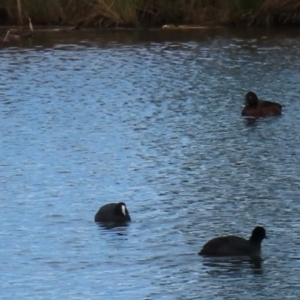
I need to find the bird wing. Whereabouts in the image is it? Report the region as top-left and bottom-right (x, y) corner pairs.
(200, 236), (252, 256)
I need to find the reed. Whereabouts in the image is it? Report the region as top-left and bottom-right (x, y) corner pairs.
(89, 0), (140, 26)
(178, 0), (262, 25)
(16, 0), (22, 25)
(256, 0), (300, 25)
(1, 0), (300, 27)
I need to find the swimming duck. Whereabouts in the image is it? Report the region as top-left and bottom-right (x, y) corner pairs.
(241, 91), (282, 117)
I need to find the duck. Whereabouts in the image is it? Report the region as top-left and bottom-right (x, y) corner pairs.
(94, 202), (131, 223)
(241, 91), (282, 117)
(199, 226), (267, 256)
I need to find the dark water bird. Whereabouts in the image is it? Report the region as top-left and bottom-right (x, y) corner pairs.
(3, 17), (33, 42)
(199, 226), (267, 256)
(241, 91), (282, 117)
(95, 202), (131, 223)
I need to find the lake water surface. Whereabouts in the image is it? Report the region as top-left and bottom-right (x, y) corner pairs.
(1, 27), (300, 299)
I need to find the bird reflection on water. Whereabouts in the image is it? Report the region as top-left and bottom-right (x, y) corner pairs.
(202, 256), (263, 276)
(95, 221), (130, 237)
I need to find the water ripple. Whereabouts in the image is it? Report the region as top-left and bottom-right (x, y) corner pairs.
(1, 28), (300, 299)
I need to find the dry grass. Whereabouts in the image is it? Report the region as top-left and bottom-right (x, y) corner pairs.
(256, 0), (300, 25)
(88, 0), (140, 26)
(2, 0), (300, 27)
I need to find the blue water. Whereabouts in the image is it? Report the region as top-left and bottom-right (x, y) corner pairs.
(1, 28), (300, 299)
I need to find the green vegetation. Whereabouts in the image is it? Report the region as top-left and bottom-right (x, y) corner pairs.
(1, 0), (300, 27)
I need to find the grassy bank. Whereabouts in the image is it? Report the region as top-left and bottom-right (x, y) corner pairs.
(1, 0), (300, 27)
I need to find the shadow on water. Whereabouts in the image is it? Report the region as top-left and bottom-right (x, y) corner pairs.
(202, 256), (263, 275)
(243, 115), (283, 127)
(95, 221), (131, 232)
(243, 117), (258, 126)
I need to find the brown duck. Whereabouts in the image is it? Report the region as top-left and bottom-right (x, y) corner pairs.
(241, 91), (282, 117)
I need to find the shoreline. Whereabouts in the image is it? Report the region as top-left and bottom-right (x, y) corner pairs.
(2, 24), (300, 40)
(1, 0), (300, 29)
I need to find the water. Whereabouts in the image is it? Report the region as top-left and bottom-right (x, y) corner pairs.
(1, 27), (300, 299)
